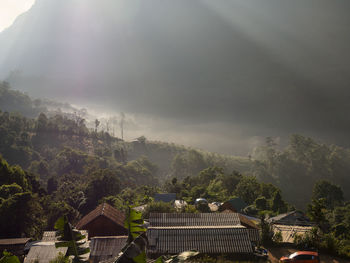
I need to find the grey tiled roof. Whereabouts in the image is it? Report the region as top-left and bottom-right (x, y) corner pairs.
(147, 227), (253, 254)
(149, 213), (241, 227)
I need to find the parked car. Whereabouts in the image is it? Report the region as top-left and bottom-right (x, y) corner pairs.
(280, 251), (320, 263)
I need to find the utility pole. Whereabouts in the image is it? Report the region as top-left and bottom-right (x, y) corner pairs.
(120, 112), (125, 140)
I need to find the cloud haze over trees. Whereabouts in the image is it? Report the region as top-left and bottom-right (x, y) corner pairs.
(1, 0), (350, 154)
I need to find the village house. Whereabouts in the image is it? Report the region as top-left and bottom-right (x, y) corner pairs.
(219, 198), (248, 213)
(0, 238), (32, 258)
(146, 213), (260, 259)
(267, 211), (313, 243)
(267, 210), (311, 226)
(76, 203), (127, 238)
(24, 231), (89, 263)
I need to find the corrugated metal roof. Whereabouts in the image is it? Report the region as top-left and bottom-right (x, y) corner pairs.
(76, 203), (125, 229)
(268, 211), (312, 226)
(247, 229), (260, 243)
(147, 227), (253, 254)
(0, 238), (31, 245)
(41, 232), (57, 242)
(24, 230), (90, 263)
(41, 231), (88, 242)
(149, 213), (241, 227)
(24, 242), (68, 263)
(148, 225), (245, 229)
(89, 236), (128, 263)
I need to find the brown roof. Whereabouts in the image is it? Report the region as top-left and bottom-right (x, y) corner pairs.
(0, 238), (31, 245)
(76, 203), (125, 229)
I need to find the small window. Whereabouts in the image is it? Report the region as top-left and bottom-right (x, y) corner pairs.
(293, 254), (313, 260)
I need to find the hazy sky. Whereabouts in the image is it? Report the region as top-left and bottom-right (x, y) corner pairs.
(1, 0), (350, 155)
(0, 0), (35, 32)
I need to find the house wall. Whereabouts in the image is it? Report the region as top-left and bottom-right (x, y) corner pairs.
(84, 216), (127, 238)
(0, 244), (26, 257)
(219, 203), (237, 212)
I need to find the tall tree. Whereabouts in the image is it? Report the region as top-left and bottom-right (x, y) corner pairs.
(312, 180), (344, 209)
(235, 176), (261, 204)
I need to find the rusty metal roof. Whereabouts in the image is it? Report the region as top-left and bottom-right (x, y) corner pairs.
(147, 227), (253, 254)
(89, 236), (128, 263)
(149, 213), (241, 227)
(76, 203), (125, 229)
(0, 238), (31, 245)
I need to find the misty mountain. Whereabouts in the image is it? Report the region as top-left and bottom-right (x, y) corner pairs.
(1, 0), (350, 154)
(1, 82), (350, 210)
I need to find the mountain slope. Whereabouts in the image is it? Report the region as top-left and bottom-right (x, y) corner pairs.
(1, 0), (350, 151)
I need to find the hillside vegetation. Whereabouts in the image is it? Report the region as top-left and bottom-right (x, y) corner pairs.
(1, 82), (350, 209)
(1, 83), (350, 258)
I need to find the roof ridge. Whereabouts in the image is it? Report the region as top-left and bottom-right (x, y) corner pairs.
(76, 202), (126, 229)
(101, 203), (106, 215)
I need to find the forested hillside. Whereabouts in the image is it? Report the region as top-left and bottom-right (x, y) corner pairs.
(250, 136), (350, 208)
(1, 83), (350, 257)
(0, 81), (253, 182)
(1, 82), (349, 210)
(0, 82), (350, 208)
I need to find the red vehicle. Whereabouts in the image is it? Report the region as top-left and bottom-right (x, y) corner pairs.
(280, 251), (320, 263)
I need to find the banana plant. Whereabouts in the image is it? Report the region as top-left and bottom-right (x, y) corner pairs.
(0, 251), (20, 263)
(55, 215), (90, 263)
(115, 207), (147, 263)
